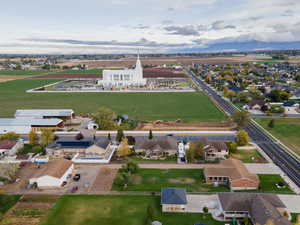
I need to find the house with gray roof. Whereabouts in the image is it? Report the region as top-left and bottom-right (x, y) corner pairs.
(135, 136), (178, 159)
(217, 193), (291, 225)
(161, 188), (187, 212)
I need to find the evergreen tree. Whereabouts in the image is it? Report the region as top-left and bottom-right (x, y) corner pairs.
(116, 129), (124, 142)
(268, 119), (275, 129)
(148, 130), (153, 140)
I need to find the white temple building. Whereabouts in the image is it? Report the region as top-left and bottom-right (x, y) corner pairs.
(98, 55), (146, 87)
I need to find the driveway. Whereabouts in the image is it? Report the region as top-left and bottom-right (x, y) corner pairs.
(244, 163), (281, 174)
(278, 195), (300, 213)
(186, 194), (218, 213)
(67, 165), (101, 193)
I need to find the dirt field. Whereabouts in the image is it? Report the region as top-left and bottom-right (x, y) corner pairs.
(0, 195), (58, 225)
(0, 75), (31, 83)
(32, 74), (100, 79)
(137, 120), (235, 131)
(90, 167), (118, 192)
(57, 55), (270, 68)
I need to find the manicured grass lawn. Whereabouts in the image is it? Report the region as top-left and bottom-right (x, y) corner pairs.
(230, 149), (267, 163)
(56, 69), (103, 74)
(112, 169), (229, 192)
(256, 118), (300, 157)
(0, 79), (226, 122)
(237, 174), (294, 194)
(0, 195), (20, 215)
(0, 70), (52, 76)
(41, 195), (226, 225)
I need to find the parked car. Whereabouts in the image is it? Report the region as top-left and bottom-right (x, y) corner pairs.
(73, 174), (81, 181)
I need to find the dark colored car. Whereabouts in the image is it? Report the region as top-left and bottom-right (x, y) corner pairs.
(73, 174), (81, 181)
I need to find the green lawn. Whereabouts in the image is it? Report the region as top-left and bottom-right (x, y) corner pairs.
(230, 149), (267, 163)
(238, 174), (294, 194)
(0, 70), (52, 76)
(112, 169), (229, 192)
(0, 195), (20, 215)
(256, 118), (300, 157)
(0, 79), (226, 122)
(56, 69), (103, 74)
(41, 195), (226, 225)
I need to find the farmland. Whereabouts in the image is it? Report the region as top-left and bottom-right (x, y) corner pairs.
(256, 118), (300, 157)
(0, 79), (226, 122)
(0, 70), (51, 76)
(41, 195), (226, 225)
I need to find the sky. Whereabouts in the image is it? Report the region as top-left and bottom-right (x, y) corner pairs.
(0, 0), (300, 54)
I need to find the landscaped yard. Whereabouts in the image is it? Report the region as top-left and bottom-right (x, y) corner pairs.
(41, 195), (226, 225)
(0, 195), (20, 215)
(256, 118), (300, 157)
(112, 168), (229, 192)
(230, 149), (267, 163)
(0, 79), (226, 122)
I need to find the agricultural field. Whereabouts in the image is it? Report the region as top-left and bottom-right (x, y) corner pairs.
(53, 69), (103, 74)
(0, 195), (20, 215)
(0, 79), (226, 122)
(256, 118), (300, 157)
(41, 195), (226, 225)
(0, 70), (51, 76)
(112, 169), (229, 192)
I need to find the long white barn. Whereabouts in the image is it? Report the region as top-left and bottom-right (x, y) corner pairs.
(98, 55), (146, 87)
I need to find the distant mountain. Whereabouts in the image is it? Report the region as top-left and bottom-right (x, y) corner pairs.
(171, 41), (300, 53)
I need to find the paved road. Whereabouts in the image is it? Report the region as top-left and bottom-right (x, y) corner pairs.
(188, 70), (300, 189)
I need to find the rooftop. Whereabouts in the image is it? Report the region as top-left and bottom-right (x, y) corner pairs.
(161, 188), (187, 205)
(0, 118), (63, 126)
(15, 109), (74, 118)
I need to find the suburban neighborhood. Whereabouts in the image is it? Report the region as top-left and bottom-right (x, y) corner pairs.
(1, 1), (300, 225)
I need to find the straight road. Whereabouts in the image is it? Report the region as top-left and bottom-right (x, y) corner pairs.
(188, 70), (300, 188)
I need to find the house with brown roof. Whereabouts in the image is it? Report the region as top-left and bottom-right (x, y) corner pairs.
(0, 139), (24, 157)
(134, 136), (178, 159)
(217, 193), (291, 225)
(204, 159), (259, 190)
(29, 158), (73, 188)
(197, 138), (229, 161)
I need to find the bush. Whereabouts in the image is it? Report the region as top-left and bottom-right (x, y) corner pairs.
(227, 141), (238, 153)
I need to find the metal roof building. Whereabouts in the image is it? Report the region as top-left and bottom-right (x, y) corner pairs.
(15, 109), (74, 119)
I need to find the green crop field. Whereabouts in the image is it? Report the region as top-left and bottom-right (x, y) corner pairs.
(0, 79), (226, 122)
(41, 195), (226, 225)
(256, 118), (300, 157)
(0, 70), (53, 76)
(56, 69), (103, 74)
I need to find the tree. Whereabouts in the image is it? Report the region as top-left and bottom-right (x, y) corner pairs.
(1, 163), (20, 181)
(243, 216), (250, 225)
(232, 111), (250, 129)
(114, 172), (131, 189)
(0, 132), (20, 141)
(227, 141), (237, 153)
(40, 129), (54, 146)
(126, 161), (139, 174)
(268, 119), (275, 129)
(75, 132), (84, 140)
(189, 141), (205, 160)
(29, 130), (38, 145)
(116, 129), (125, 143)
(92, 107), (117, 130)
(107, 133), (111, 141)
(118, 138), (130, 156)
(203, 207), (209, 213)
(225, 90), (236, 101)
(147, 205), (154, 221)
(236, 130), (249, 146)
(148, 130), (153, 140)
(186, 148), (196, 163)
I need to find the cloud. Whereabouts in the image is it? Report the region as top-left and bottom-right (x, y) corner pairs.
(248, 16), (262, 21)
(161, 20), (173, 25)
(164, 25), (201, 36)
(211, 20), (236, 30)
(20, 37), (189, 48)
(281, 10), (294, 16)
(133, 24), (150, 29)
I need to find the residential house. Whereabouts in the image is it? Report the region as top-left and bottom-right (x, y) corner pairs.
(0, 139), (24, 157)
(204, 159), (259, 190)
(198, 138), (229, 161)
(244, 99), (267, 111)
(161, 188), (187, 212)
(46, 139), (111, 158)
(217, 193), (291, 225)
(135, 136), (178, 158)
(29, 158), (73, 188)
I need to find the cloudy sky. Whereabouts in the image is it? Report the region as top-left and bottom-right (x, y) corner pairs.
(0, 0), (300, 54)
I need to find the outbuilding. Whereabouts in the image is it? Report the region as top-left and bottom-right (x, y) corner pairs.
(161, 188), (187, 212)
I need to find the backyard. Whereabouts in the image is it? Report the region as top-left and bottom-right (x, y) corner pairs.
(112, 168), (229, 192)
(0, 79), (226, 122)
(256, 118), (300, 157)
(41, 195), (226, 225)
(230, 149), (267, 163)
